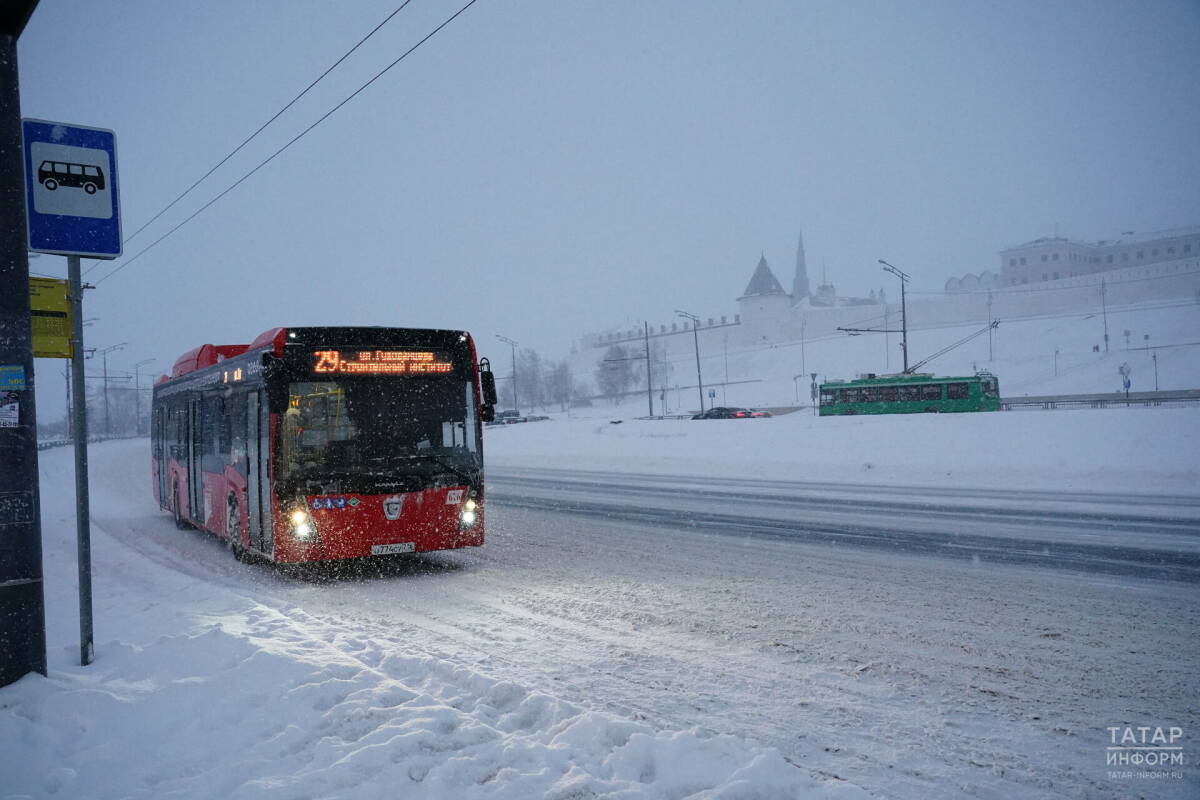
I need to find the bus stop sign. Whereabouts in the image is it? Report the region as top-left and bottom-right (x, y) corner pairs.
(22, 118), (122, 259)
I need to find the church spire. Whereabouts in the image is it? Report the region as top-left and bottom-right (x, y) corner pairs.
(792, 228), (810, 304)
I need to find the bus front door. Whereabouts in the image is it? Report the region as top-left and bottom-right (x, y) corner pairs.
(246, 391), (271, 554)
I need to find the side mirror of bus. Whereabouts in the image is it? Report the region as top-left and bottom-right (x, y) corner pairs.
(480, 369), (497, 422)
(481, 370), (498, 407)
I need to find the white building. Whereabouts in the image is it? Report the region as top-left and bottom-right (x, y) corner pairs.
(945, 226), (1200, 292)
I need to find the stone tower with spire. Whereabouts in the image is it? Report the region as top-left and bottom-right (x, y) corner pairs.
(791, 229), (810, 304)
(738, 253), (791, 343)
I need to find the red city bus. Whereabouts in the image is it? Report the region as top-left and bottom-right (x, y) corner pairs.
(151, 326), (498, 564)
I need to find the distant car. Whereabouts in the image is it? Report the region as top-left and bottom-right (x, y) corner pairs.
(691, 407), (772, 420)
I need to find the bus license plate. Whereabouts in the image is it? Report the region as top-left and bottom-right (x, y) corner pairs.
(371, 543), (415, 555)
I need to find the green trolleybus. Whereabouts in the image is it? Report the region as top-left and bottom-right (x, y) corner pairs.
(819, 372), (1000, 416)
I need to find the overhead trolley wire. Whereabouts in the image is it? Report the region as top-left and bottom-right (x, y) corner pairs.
(97, 0), (482, 286)
(84, 1), (413, 279)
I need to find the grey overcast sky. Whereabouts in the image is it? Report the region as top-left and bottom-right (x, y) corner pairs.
(18, 0), (1200, 415)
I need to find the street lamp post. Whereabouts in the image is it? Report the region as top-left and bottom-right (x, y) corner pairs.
(800, 317), (807, 381)
(878, 260), (910, 373)
(496, 335), (519, 415)
(675, 309), (705, 413)
(98, 343), (127, 436)
(837, 261), (911, 373)
(132, 358), (155, 435)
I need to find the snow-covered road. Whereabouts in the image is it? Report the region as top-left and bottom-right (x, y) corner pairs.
(19, 438), (1195, 799)
(488, 467), (1200, 581)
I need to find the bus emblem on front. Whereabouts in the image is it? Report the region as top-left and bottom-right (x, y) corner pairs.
(383, 495), (404, 520)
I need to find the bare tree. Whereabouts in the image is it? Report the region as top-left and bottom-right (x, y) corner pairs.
(596, 344), (634, 404)
(545, 360), (572, 410)
(516, 348), (546, 411)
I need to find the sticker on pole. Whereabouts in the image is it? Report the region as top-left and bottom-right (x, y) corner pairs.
(22, 119), (122, 259)
(0, 392), (19, 428)
(0, 365), (26, 391)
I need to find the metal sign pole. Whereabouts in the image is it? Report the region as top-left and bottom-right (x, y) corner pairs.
(68, 255), (93, 666)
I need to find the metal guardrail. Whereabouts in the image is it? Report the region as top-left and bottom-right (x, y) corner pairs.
(1001, 389), (1200, 410)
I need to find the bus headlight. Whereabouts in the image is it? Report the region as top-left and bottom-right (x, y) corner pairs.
(290, 507), (315, 540)
(460, 508), (478, 526)
(464, 499), (477, 512)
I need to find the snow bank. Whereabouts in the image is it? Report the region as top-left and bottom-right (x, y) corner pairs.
(485, 406), (1200, 496)
(2, 626), (816, 799)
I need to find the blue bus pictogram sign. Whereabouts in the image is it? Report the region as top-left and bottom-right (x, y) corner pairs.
(22, 118), (122, 259)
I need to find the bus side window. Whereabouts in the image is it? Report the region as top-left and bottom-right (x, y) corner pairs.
(922, 384), (942, 400)
(229, 393), (247, 474)
(863, 387), (880, 402)
(217, 396), (232, 457)
(880, 386), (898, 402)
(172, 407), (186, 460)
(947, 382), (969, 400)
(898, 385), (919, 402)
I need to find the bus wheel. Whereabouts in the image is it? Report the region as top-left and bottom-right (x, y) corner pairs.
(43, 179), (58, 191)
(924, 407), (940, 414)
(226, 496), (246, 561)
(83, 182), (97, 194)
(173, 484), (189, 529)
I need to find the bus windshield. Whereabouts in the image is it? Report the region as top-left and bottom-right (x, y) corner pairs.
(279, 379), (479, 482)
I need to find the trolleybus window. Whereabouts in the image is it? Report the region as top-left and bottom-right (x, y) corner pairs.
(898, 385), (920, 402)
(947, 382), (969, 400)
(921, 384), (942, 400)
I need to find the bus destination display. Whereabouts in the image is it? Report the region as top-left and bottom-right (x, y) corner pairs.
(312, 350), (454, 376)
